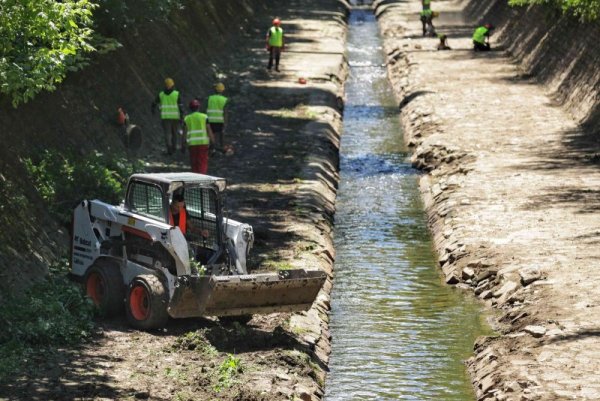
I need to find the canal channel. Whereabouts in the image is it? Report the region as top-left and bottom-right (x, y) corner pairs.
(323, 6), (491, 401)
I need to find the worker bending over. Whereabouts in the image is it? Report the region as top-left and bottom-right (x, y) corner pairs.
(184, 99), (215, 174)
(473, 24), (494, 51)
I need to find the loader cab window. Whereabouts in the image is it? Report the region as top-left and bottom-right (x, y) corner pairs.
(127, 181), (165, 221)
(182, 187), (219, 251)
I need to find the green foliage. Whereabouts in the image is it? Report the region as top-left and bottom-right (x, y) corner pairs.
(215, 354), (243, 392)
(0, 259), (95, 381)
(508, 0), (600, 21)
(0, 0), (99, 106)
(23, 149), (143, 223)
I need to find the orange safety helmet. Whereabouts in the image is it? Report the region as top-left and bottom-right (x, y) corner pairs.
(189, 99), (200, 110)
(273, 18), (281, 26)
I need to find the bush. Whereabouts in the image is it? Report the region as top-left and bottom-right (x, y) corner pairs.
(0, 260), (95, 381)
(23, 150), (143, 223)
(508, 0), (600, 21)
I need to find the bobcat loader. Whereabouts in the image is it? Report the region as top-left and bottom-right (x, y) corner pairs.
(70, 172), (326, 329)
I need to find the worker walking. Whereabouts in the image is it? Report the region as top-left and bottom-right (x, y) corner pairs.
(184, 99), (215, 174)
(473, 24), (494, 51)
(151, 78), (184, 155)
(207, 83), (228, 155)
(420, 9), (436, 37)
(266, 18), (285, 72)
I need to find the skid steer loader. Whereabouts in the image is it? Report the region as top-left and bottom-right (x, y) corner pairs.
(70, 172), (326, 329)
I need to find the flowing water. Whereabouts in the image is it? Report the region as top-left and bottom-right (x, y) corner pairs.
(324, 8), (491, 401)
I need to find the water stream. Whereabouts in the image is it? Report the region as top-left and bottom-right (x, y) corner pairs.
(323, 8), (491, 401)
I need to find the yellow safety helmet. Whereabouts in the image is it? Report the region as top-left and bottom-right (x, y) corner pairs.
(215, 83), (225, 92)
(164, 78), (175, 89)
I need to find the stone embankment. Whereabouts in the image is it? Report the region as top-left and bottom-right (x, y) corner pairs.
(377, 0), (600, 400)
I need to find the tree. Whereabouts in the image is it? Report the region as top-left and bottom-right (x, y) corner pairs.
(0, 0), (98, 107)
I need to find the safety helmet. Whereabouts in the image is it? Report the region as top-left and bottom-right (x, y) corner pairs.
(215, 83), (225, 92)
(164, 78), (175, 89)
(484, 23), (495, 29)
(273, 18), (281, 26)
(189, 99), (200, 110)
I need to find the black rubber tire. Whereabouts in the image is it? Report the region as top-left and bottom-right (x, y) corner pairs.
(84, 261), (125, 317)
(125, 274), (169, 330)
(219, 315), (253, 325)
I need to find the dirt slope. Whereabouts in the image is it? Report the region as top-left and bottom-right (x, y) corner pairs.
(0, 0), (348, 399)
(377, 0), (600, 400)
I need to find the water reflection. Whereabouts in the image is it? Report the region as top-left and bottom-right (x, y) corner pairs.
(324, 8), (490, 401)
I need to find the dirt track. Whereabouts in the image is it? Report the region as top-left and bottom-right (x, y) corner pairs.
(0, 1), (348, 400)
(378, 0), (600, 399)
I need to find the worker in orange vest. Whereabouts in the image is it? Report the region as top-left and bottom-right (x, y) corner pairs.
(169, 192), (187, 234)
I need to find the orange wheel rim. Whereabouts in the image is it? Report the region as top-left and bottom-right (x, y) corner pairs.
(86, 272), (104, 305)
(130, 285), (149, 320)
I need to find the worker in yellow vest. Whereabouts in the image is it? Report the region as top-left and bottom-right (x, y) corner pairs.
(207, 83), (228, 155)
(151, 78), (184, 155)
(419, 9), (436, 37)
(184, 99), (215, 174)
(266, 18), (285, 72)
(473, 24), (494, 51)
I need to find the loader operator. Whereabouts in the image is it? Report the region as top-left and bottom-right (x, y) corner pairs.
(207, 83), (228, 155)
(151, 78), (184, 155)
(169, 192), (187, 234)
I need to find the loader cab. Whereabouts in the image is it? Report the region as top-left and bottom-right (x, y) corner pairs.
(124, 173), (228, 266)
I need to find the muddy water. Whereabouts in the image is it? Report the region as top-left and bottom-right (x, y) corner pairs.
(323, 9), (491, 401)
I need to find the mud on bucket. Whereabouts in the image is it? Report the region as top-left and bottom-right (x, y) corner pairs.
(125, 124), (142, 151)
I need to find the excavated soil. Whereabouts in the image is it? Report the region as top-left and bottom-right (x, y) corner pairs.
(378, 0), (600, 400)
(0, 0), (348, 400)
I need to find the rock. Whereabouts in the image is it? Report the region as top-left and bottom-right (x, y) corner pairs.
(480, 289), (493, 299)
(298, 392), (312, 401)
(523, 325), (547, 338)
(462, 267), (475, 280)
(276, 372), (292, 381)
(479, 374), (497, 394)
(134, 392), (150, 400)
(493, 281), (518, 298)
(519, 267), (542, 286)
(475, 279), (491, 295)
(445, 270), (460, 284)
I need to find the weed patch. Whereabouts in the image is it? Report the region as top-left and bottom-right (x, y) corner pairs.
(0, 259), (95, 381)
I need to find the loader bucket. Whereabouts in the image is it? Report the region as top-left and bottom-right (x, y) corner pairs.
(168, 269), (327, 319)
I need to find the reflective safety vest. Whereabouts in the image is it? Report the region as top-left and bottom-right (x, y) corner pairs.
(207, 94), (228, 123)
(420, 9), (433, 17)
(169, 207), (187, 234)
(473, 26), (489, 44)
(159, 90), (180, 120)
(268, 26), (283, 47)
(184, 112), (209, 146)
